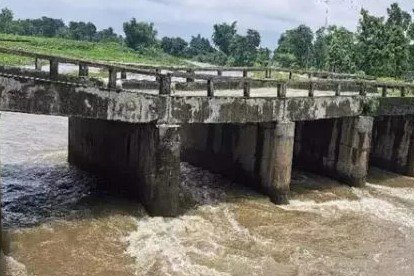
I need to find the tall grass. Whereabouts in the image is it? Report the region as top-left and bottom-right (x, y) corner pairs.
(0, 33), (187, 66)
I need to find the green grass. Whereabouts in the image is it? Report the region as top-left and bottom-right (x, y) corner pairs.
(0, 33), (187, 66)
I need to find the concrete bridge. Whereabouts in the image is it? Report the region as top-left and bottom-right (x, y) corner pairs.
(1, 48), (414, 217)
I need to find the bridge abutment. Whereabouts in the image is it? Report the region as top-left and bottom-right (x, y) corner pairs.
(371, 115), (414, 176)
(294, 116), (373, 187)
(181, 121), (295, 204)
(68, 117), (182, 217)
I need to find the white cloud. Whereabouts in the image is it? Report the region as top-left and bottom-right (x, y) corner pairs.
(1, 0), (413, 48)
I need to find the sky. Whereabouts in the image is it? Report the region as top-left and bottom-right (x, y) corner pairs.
(1, 0), (413, 49)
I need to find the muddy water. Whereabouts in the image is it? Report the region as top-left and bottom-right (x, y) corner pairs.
(1, 111), (414, 276)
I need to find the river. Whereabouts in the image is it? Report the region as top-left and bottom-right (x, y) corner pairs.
(1, 111), (414, 276)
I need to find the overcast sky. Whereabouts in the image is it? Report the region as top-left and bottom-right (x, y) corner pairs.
(1, 0), (413, 49)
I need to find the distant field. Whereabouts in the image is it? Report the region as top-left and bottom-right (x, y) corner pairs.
(0, 33), (187, 66)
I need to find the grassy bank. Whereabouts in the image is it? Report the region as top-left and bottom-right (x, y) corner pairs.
(0, 33), (187, 66)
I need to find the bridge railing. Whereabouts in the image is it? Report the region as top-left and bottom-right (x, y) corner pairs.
(115, 62), (377, 82)
(0, 46), (413, 99)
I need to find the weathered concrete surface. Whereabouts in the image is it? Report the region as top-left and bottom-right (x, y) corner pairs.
(0, 75), (365, 124)
(68, 117), (182, 216)
(294, 116), (373, 186)
(371, 115), (414, 176)
(376, 97), (414, 116)
(181, 122), (295, 203)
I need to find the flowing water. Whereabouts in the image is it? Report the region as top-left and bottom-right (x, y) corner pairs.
(1, 111), (414, 276)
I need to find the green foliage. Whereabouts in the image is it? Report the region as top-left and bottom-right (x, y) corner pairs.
(194, 51), (228, 66)
(274, 24), (313, 68)
(0, 33), (186, 66)
(326, 26), (356, 73)
(312, 27), (328, 70)
(0, 8), (14, 33)
(212, 21), (237, 55)
(67, 21), (97, 41)
(186, 34), (214, 56)
(256, 47), (271, 66)
(227, 30), (261, 66)
(161, 37), (188, 57)
(123, 18), (157, 50)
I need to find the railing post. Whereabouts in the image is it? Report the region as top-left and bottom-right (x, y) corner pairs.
(289, 71), (293, 80)
(49, 58), (59, 79)
(308, 73), (312, 79)
(108, 67), (118, 89)
(35, 57), (42, 71)
(359, 82), (367, 96)
(308, 82), (315, 97)
(382, 86), (388, 97)
(159, 73), (172, 95)
(265, 69), (272, 79)
(155, 69), (161, 82)
(121, 70), (127, 80)
(186, 69), (195, 83)
(207, 79), (215, 97)
(335, 83), (341, 96)
(401, 86), (406, 97)
(79, 63), (89, 77)
(217, 70), (222, 76)
(243, 80), (251, 97)
(277, 83), (287, 98)
(243, 69), (248, 78)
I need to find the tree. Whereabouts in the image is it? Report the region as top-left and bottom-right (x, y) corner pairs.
(212, 21), (237, 54)
(95, 27), (121, 42)
(356, 9), (389, 76)
(0, 8), (14, 33)
(186, 34), (214, 56)
(256, 47), (271, 66)
(312, 27), (328, 70)
(326, 26), (356, 73)
(123, 18), (157, 50)
(274, 25), (313, 68)
(161, 37), (188, 57)
(68, 21), (97, 41)
(384, 3), (411, 77)
(228, 35), (256, 66)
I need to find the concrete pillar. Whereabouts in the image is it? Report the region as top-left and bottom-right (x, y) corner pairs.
(293, 116), (373, 187)
(68, 118), (183, 217)
(371, 115), (414, 176)
(258, 122), (295, 204)
(181, 122), (294, 205)
(335, 116), (373, 186)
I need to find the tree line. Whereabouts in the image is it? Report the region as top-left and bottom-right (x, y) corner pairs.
(0, 3), (413, 77)
(275, 3), (414, 78)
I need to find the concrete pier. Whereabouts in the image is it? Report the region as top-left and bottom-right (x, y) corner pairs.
(181, 122), (295, 204)
(371, 115), (414, 176)
(294, 116), (373, 186)
(68, 117), (182, 216)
